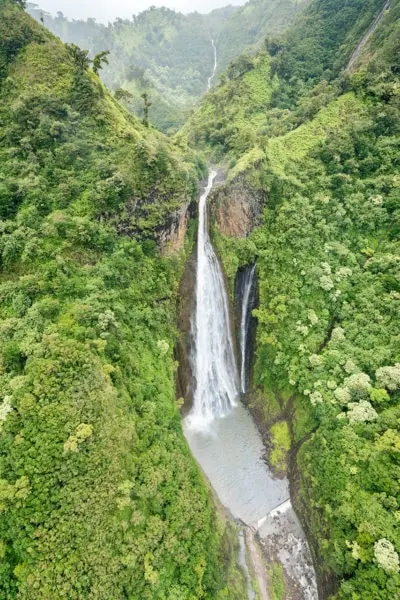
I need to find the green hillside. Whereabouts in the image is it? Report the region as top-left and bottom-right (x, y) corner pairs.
(0, 2), (247, 598)
(27, 0), (305, 133)
(214, 0), (307, 75)
(2, 0), (400, 597)
(183, 0), (400, 597)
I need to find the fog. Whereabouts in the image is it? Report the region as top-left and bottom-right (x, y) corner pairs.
(35, 0), (246, 23)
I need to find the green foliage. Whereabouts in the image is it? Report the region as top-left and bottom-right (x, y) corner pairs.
(191, 0), (400, 597)
(26, 0), (304, 133)
(214, 0), (307, 75)
(269, 562), (285, 600)
(269, 421), (291, 473)
(66, 43), (90, 71)
(92, 49), (110, 75)
(0, 4), (240, 598)
(141, 91), (152, 128)
(181, 51), (273, 159)
(4, 0), (400, 597)
(114, 87), (133, 102)
(0, 0), (45, 78)
(271, 0), (386, 107)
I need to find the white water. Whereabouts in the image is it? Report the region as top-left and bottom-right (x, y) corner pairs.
(207, 39), (217, 90)
(186, 170), (239, 431)
(240, 264), (256, 393)
(184, 171), (318, 599)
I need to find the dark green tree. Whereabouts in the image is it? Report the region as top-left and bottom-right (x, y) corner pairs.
(141, 91), (152, 127)
(114, 88), (133, 102)
(66, 43), (90, 71)
(92, 50), (110, 75)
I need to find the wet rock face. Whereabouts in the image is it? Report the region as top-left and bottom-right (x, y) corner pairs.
(234, 264), (258, 393)
(257, 500), (318, 600)
(175, 249), (197, 414)
(210, 177), (266, 237)
(116, 195), (195, 254)
(157, 202), (191, 255)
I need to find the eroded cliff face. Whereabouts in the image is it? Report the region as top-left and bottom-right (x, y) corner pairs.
(158, 202), (192, 255)
(115, 193), (197, 255)
(210, 176), (266, 237)
(175, 249), (197, 413)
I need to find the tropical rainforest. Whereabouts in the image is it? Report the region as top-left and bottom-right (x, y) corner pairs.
(0, 0), (399, 599)
(0, 1), (247, 598)
(183, 0), (400, 597)
(26, 0), (305, 133)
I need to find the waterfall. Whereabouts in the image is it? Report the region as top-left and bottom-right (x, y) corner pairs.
(207, 39), (217, 90)
(183, 174), (318, 600)
(187, 170), (239, 430)
(240, 264), (256, 393)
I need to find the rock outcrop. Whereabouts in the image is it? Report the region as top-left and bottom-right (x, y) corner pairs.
(157, 202), (192, 255)
(175, 249), (197, 414)
(210, 176), (266, 238)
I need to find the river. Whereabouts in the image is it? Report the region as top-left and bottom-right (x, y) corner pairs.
(183, 170), (318, 599)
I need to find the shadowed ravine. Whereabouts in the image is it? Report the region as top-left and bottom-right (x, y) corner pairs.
(183, 171), (318, 599)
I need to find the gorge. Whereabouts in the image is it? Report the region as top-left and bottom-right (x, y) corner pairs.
(0, 0), (399, 599)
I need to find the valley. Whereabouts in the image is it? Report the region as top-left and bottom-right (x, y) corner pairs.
(0, 0), (399, 598)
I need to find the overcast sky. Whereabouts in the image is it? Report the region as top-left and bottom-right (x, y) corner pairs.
(35, 0), (246, 23)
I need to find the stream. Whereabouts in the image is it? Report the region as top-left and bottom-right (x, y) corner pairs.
(183, 170), (319, 599)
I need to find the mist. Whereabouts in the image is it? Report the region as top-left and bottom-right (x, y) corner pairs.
(35, 0), (246, 23)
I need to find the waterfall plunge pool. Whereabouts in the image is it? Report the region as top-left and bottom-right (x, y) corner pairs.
(184, 402), (288, 526)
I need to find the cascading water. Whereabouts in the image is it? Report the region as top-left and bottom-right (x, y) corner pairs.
(207, 39), (217, 90)
(183, 170), (318, 599)
(239, 264), (256, 393)
(187, 170), (239, 430)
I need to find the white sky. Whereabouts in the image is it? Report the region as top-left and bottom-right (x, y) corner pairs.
(34, 0), (246, 22)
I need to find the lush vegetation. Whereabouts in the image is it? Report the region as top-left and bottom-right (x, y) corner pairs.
(27, 0), (304, 133)
(2, 0), (400, 597)
(0, 2), (249, 598)
(186, 0), (400, 597)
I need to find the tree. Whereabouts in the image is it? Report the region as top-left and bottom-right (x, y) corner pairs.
(92, 50), (110, 75)
(141, 92), (152, 127)
(227, 54), (253, 80)
(114, 88), (133, 102)
(66, 43), (90, 71)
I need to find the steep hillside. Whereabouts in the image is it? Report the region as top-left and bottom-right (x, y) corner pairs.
(271, 0), (388, 105)
(27, 0), (306, 133)
(214, 0), (308, 75)
(182, 0), (390, 157)
(0, 2), (247, 598)
(183, 0), (400, 597)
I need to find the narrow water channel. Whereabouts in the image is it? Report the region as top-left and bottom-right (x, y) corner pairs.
(239, 264), (257, 394)
(183, 170), (318, 599)
(208, 39), (217, 90)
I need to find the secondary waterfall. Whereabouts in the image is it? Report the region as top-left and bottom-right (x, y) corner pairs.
(207, 39), (217, 90)
(240, 264), (256, 393)
(187, 170), (239, 431)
